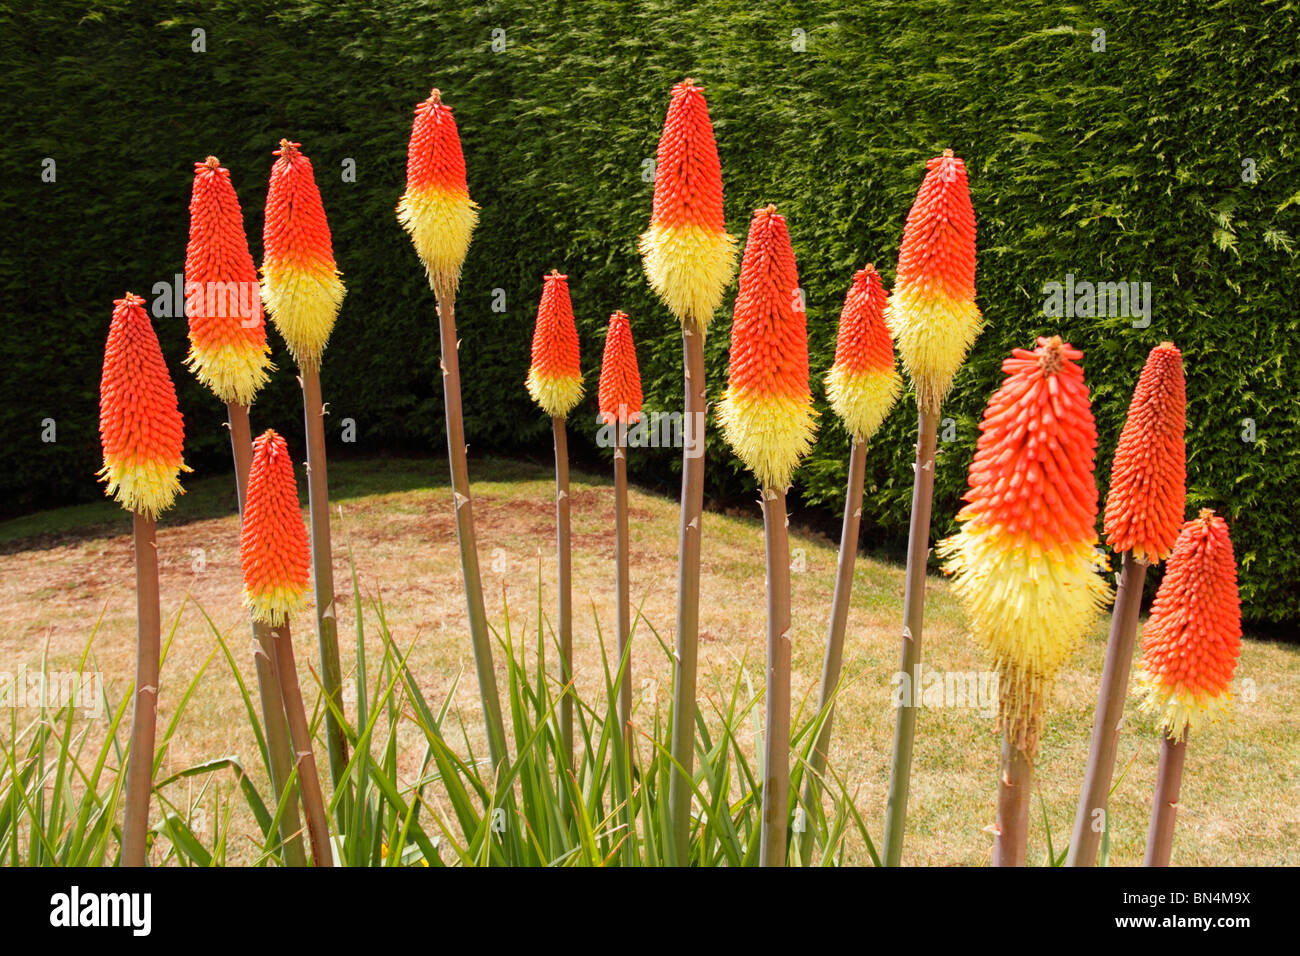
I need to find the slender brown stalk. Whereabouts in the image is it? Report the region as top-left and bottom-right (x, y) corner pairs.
(121, 513), (161, 867)
(272, 622), (334, 867)
(432, 282), (508, 769)
(1067, 551), (1149, 866)
(669, 326), (707, 865)
(882, 406), (939, 865)
(992, 734), (1033, 866)
(1144, 733), (1186, 866)
(613, 434), (632, 739)
(552, 415), (574, 770)
(760, 487), (793, 867)
(799, 437), (867, 864)
(300, 366), (348, 795)
(227, 403), (308, 867)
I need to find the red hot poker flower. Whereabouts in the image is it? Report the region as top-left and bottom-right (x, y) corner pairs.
(825, 265), (902, 442)
(525, 270), (584, 417)
(598, 311), (642, 425)
(240, 429), (313, 625)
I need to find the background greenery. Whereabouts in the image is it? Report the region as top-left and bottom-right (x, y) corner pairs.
(1, 0), (1296, 625)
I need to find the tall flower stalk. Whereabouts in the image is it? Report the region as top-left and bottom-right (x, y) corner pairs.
(1068, 342), (1185, 866)
(526, 270), (584, 769)
(1137, 510), (1241, 866)
(397, 88), (508, 768)
(240, 429), (335, 867)
(184, 155), (307, 866)
(882, 149), (981, 865)
(939, 337), (1111, 865)
(97, 293), (189, 866)
(262, 139), (349, 797)
(597, 310), (643, 738)
(717, 205), (817, 867)
(800, 265), (900, 863)
(639, 78), (737, 864)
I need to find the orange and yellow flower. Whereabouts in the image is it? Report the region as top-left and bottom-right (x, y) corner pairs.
(397, 88), (479, 289)
(525, 271), (583, 417)
(262, 139), (345, 370)
(240, 429), (313, 625)
(98, 293), (189, 518)
(1137, 510), (1242, 740)
(639, 78), (737, 332)
(825, 265), (902, 442)
(886, 150), (981, 413)
(598, 310), (642, 425)
(939, 336), (1112, 751)
(717, 206), (817, 490)
(185, 156), (273, 405)
(1103, 342), (1186, 564)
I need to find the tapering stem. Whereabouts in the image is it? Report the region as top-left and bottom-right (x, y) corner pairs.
(992, 734), (1033, 866)
(227, 403), (308, 867)
(121, 512), (160, 867)
(669, 326), (706, 866)
(613, 434), (632, 740)
(799, 437), (867, 864)
(760, 487), (793, 867)
(882, 406), (939, 866)
(272, 622), (334, 867)
(433, 283), (508, 770)
(553, 415), (574, 771)
(1144, 733), (1186, 866)
(300, 366), (349, 802)
(1068, 551), (1149, 866)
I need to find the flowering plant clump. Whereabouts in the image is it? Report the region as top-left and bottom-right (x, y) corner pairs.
(262, 139), (345, 370)
(525, 270), (584, 417)
(597, 310), (642, 425)
(1138, 510), (1242, 739)
(397, 88), (479, 290)
(825, 265), (902, 442)
(1103, 342), (1187, 564)
(640, 78), (736, 331)
(97, 293), (189, 518)
(886, 150), (980, 413)
(240, 429), (313, 626)
(939, 336), (1112, 751)
(717, 205), (816, 490)
(184, 156), (273, 405)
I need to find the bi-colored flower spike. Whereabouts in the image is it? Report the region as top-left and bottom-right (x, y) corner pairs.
(240, 429), (313, 625)
(98, 293), (189, 518)
(939, 336), (1112, 751)
(886, 149), (980, 413)
(825, 265), (903, 442)
(526, 270), (584, 417)
(262, 139), (345, 370)
(598, 310), (642, 425)
(184, 156), (273, 405)
(1104, 342), (1187, 563)
(717, 206), (817, 490)
(640, 78), (737, 331)
(397, 88), (479, 289)
(1138, 510), (1242, 739)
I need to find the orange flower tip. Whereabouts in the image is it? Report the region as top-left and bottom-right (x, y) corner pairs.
(428, 87), (442, 104)
(202, 155), (221, 170)
(275, 138), (301, 158)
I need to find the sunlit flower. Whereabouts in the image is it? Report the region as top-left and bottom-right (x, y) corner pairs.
(825, 265), (902, 442)
(597, 311), (642, 425)
(240, 429), (312, 625)
(525, 271), (584, 417)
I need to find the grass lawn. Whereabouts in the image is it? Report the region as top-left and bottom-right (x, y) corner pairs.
(1, 453), (1296, 865)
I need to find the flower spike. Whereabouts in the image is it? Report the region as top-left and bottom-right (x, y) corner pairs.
(526, 270), (584, 417)
(598, 311), (642, 425)
(825, 265), (903, 442)
(240, 429), (313, 625)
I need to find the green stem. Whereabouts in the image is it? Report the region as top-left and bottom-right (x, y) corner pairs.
(1144, 733), (1186, 866)
(272, 622), (335, 867)
(760, 487), (792, 867)
(613, 434), (632, 741)
(882, 406), (939, 866)
(553, 415), (573, 771)
(121, 512), (160, 867)
(992, 733), (1033, 866)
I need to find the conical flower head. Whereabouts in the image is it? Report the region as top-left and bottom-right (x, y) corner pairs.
(1103, 342), (1187, 564)
(262, 139), (345, 370)
(825, 265), (903, 442)
(98, 293), (189, 518)
(886, 149), (981, 413)
(1138, 510), (1242, 740)
(717, 206), (817, 490)
(525, 271), (583, 417)
(938, 336), (1112, 753)
(240, 429), (312, 625)
(397, 88), (480, 290)
(639, 78), (737, 332)
(598, 311), (642, 425)
(185, 156), (273, 405)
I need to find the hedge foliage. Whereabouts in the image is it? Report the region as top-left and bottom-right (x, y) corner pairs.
(1, 0), (1297, 624)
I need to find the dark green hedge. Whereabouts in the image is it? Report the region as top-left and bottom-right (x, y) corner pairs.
(1, 0), (1296, 624)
